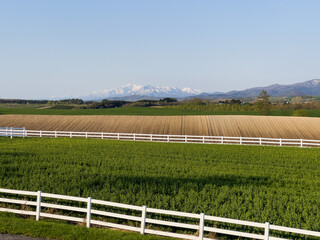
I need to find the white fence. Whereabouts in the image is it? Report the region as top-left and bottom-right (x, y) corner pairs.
(0, 127), (26, 138)
(0, 188), (319, 240)
(1, 127), (320, 148)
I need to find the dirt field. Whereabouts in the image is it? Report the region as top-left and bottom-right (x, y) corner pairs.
(1, 114), (320, 139)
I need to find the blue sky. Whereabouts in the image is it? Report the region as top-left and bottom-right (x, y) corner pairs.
(1, 0), (319, 99)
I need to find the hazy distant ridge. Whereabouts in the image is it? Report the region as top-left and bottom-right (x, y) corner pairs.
(195, 79), (320, 99)
(80, 79), (320, 101)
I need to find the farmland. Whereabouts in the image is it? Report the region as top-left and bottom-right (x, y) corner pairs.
(2, 106), (320, 117)
(0, 106), (211, 116)
(1, 137), (320, 234)
(1, 114), (320, 139)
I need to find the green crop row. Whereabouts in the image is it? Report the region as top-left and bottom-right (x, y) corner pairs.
(0, 137), (320, 238)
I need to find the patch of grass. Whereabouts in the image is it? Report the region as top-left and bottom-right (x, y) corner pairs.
(1, 106), (320, 117)
(0, 106), (257, 115)
(0, 212), (169, 240)
(1, 105), (320, 117)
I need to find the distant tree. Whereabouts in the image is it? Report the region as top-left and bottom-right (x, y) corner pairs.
(89, 100), (129, 109)
(189, 98), (207, 106)
(159, 98), (178, 103)
(292, 109), (307, 117)
(256, 90), (271, 115)
(133, 99), (158, 107)
(291, 96), (302, 104)
(225, 99), (241, 105)
(57, 98), (84, 105)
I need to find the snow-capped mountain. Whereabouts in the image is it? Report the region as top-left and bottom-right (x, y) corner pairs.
(82, 84), (204, 100)
(78, 79), (320, 101)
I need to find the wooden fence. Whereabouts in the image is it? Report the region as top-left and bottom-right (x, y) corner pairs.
(0, 188), (319, 240)
(1, 127), (320, 148)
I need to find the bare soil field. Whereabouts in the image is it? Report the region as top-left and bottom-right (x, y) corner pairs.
(1, 114), (320, 139)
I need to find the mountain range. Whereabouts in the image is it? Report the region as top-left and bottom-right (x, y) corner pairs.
(80, 79), (320, 101)
(196, 79), (320, 100)
(81, 84), (204, 101)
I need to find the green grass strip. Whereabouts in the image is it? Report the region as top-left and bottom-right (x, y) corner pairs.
(0, 213), (170, 240)
(1, 106), (320, 117)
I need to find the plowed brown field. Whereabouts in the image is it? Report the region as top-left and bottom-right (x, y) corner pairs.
(1, 114), (320, 139)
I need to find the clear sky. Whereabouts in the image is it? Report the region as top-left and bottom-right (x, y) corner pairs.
(1, 0), (319, 99)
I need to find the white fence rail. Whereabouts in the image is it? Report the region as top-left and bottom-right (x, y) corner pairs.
(0, 188), (319, 240)
(1, 127), (320, 148)
(0, 127), (26, 138)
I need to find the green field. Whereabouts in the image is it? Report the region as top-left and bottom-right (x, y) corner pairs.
(1, 137), (320, 237)
(0, 106), (226, 115)
(1, 106), (320, 117)
(0, 213), (168, 240)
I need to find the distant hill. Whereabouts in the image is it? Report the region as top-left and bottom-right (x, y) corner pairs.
(193, 79), (320, 99)
(79, 79), (320, 101)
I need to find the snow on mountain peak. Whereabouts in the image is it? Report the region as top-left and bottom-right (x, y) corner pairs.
(302, 79), (320, 88)
(86, 84), (204, 100)
(311, 79), (320, 86)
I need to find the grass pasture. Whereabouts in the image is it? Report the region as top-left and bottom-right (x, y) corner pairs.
(0, 137), (320, 238)
(2, 106), (320, 117)
(0, 212), (168, 240)
(0, 106), (198, 116)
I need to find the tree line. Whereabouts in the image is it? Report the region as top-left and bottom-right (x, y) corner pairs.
(0, 98), (178, 109)
(2, 90), (320, 116)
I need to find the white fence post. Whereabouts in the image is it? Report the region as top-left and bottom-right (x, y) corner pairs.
(86, 197), (92, 228)
(240, 137), (242, 145)
(23, 127), (26, 138)
(140, 205), (147, 235)
(221, 136), (223, 144)
(40, 130), (42, 138)
(36, 191), (42, 221)
(2, 187), (320, 239)
(185, 135), (187, 143)
(117, 133), (120, 140)
(70, 132), (72, 138)
(55, 131), (57, 138)
(203, 136), (205, 144)
(133, 134), (136, 141)
(260, 137), (262, 145)
(86, 132), (88, 139)
(151, 134), (153, 142)
(101, 133), (103, 139)
(279, 138), (282, 147)
(10, 127), (13, 139)
(300, 139), (303, 147)
(167, 135), (169, 142)
(264, 222), (270, 240)
(199, 213), (205, 240)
